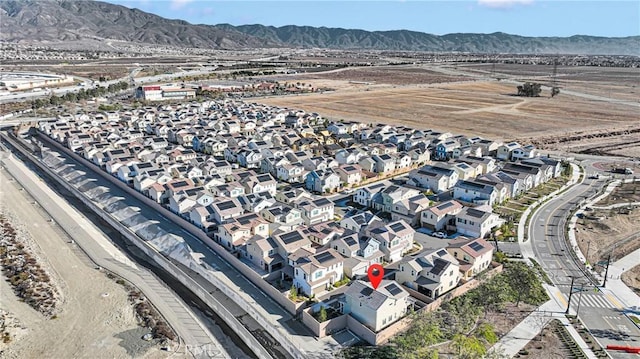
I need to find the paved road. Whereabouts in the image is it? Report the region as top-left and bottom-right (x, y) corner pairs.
(27, 135), (338, 358)
(526, 161), (640, 358)
(0, 149), (230, 358)
(0, 67), (218, 104)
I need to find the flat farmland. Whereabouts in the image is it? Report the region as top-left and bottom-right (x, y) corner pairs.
(457, 63), (640, 103)
(257, 80), (638, 140)
(297, 67), (470, 85)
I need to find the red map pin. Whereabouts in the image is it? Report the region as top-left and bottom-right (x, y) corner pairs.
(367, 264), (384, 290)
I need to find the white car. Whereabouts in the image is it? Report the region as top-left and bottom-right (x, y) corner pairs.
(433, 231), (446, 239)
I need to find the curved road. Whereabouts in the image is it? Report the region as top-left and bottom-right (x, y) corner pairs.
(525, 161), (640, 358)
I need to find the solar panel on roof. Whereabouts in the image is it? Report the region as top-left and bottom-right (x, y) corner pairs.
(281, 231), (303, 244)
(385, 283), (403, 296)
(217, 200), (236, 210)
(360, 287), (374, 296)
(431, 258), (448, 276)
(390, 222), (406, 232)
(344, 236), (357, 246)
(173, 180), (188, 187)
(314, 198), (331, 206)
(466, 208), (485, 218)
(344, 166), (355, 171)
(437, 249), (448, 257)
(315, 251), (336, 264)
(236, 213), (258, 224)
(437, 202), (454, 210)
(186, 188), (200, 195)
(353, 215), (366, 225)
(469, 242), (485, 252)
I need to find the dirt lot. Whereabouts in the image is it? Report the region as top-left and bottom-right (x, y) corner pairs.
(0, 169), (168, 359)
(298, 66), (470, 85)
(595, 181), (640, 206)
(622, 266), (640, 296)
(518, 319), (571, 359)
(3, 64), (133, 81)
(575, 207), (640, 268)
(258, 79), (638, 140)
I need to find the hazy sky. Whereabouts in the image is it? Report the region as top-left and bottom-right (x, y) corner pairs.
(106, 1), (640, 37)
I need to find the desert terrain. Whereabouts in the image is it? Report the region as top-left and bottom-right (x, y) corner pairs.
(256, 64), (639, 148)
(575, 180), (640, 282)
(0, 168), (169, 359)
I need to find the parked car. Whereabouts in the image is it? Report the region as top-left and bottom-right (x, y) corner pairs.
(611, 167), (633, 175)
(432, 231), (447, 239)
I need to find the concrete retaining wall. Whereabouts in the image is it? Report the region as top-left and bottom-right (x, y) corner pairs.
(37, 133), (308, 358)
(6, 133), (274, 359)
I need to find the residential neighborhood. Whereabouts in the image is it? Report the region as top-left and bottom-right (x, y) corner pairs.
(36, 97), (564, 345)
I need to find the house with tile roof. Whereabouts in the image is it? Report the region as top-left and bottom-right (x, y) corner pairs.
(343, 280), (411, 332)
(446, 237), (494, 280)
(455, 207), (502, 238)
(244, 235), (283, 273)
(330, 234), (384, 278)
(364, 220), (415, 263)
(408, 164), (459, 193)
(420, 200), (463, 231)
(452, 180), (499, 206)
(291, 248), (344, 296)
(395, 248), (460, 299)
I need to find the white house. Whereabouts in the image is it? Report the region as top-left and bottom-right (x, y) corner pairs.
(291, 248), (344, 296)
(343, 280), (410, 332)
(395, 248), (460, 299)
(452, 180), (498, 206)
(365, 220), (415, 263)
(420, 200), (463, 231)
(446, 237), (494, 280)
(455, 207), (502, 239)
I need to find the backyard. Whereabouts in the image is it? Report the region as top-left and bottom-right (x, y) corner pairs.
(338, 261), (548, 359)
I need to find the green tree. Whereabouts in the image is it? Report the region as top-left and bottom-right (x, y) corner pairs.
(505, 262), (547, 306)
(49, 95), (62, 106)
(318, 306), (327, 322)
(474, 274), (512, 312)
(475, 323), (498, 345)
(442, 295), (482, 334)
(516, 82), (542, 97)
(393, 312), (443, 358)
(289, 285), (298, 301)
(451, 334), (486, 359)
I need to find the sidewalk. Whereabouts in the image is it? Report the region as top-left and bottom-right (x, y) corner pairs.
(518, 162), (582, 259)
(567, 178), (640, 312)
(600, 248), (640, 311)
(490, 286), (598, 359)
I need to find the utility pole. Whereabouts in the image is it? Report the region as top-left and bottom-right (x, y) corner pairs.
(603, 253), (612, 287)
(566, 276), (575, 314)
(585, 240), (591, 266)
(576, 283), (585, 317)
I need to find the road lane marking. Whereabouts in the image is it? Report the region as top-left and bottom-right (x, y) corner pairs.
(605, 293), (624, 309)
(555, 292), (568, 307)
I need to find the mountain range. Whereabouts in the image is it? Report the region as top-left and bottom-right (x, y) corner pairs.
(1, 0), (638, 55)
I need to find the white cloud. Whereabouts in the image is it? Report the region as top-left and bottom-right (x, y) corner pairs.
(170, 0), (193, 10)
(478, 0), (534, 8)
